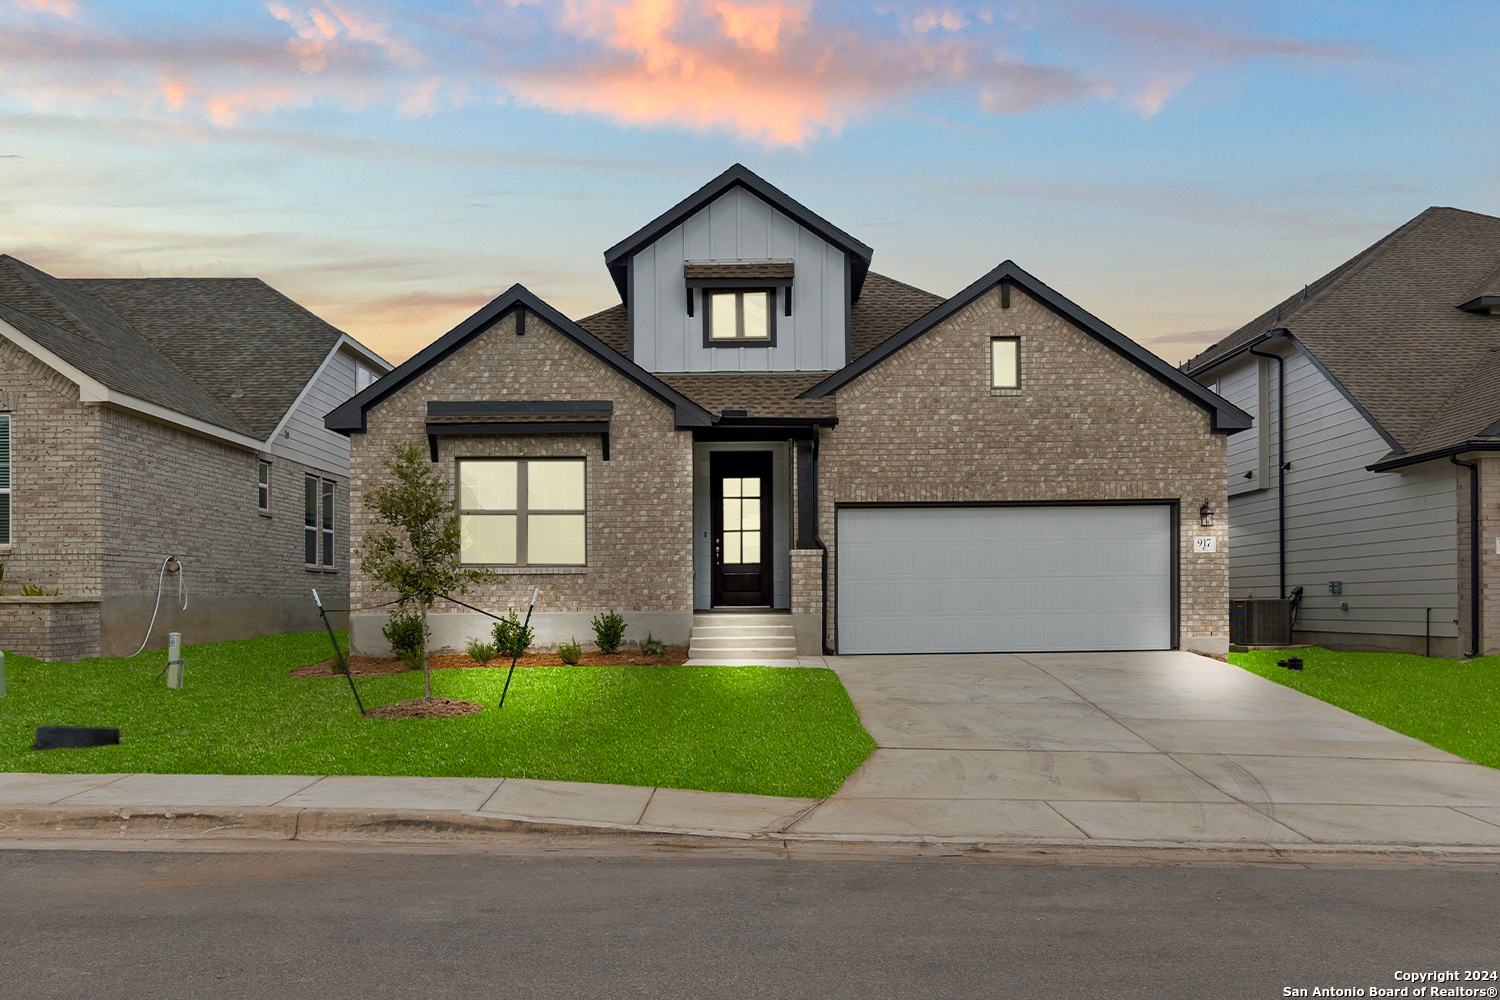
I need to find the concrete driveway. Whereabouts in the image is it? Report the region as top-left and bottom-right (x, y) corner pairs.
(791, 651), (1500, 847)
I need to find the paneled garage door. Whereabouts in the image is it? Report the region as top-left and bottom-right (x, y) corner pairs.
(837, 505), (1174, 654)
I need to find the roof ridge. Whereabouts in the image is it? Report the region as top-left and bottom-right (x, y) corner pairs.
(0, 256), (95, 340)
(1286, 208), (1445, 325)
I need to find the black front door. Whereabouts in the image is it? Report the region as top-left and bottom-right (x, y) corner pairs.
(711, 451), (772, 607)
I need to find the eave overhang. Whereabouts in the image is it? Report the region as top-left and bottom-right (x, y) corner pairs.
(602, 165), (874, 305)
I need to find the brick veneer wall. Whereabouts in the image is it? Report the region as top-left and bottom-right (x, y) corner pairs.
(818, 284), (1230, 653)
(0, 338), (105, 598)
(0, 598), (101, 661)
(348, 310), (694, 644)
(790, 548), (823, 616)
(1462, 453), (1497, 656)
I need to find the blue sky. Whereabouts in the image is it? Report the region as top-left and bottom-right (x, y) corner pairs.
(0, 0), (1495, 363)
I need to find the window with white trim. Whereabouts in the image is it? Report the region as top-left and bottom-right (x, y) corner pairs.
(991, 337), (1020, 388)
(458, 458), (585, 566)
(258, 460), (270, 512)
(304, 474), (334, 569)
(0, 414), (11, 545)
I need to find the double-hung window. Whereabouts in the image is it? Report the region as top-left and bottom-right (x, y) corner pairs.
(459, 458), (585, 566)
(258, 460), (270, 512)
(304, 474), (334, 569)
(0, 414), (10, 546)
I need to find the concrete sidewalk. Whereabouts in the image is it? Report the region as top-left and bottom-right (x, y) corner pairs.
(5, 651), (1500, 853)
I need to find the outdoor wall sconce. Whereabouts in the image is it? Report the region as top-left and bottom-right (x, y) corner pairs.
(1199, 502), (1214, 527)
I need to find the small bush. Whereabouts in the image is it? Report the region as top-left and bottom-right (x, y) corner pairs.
(492, 609), (534, 658)
(382, 610), (426, 671)
(639, 631), (666, 657)
(19, 584), (59, 597)
(591, 610), (627, 654)
(466, 639), (497, 665)
(557, 636), (583, 665)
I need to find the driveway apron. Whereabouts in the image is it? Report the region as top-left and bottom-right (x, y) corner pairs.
(795, 651), (1500, 847)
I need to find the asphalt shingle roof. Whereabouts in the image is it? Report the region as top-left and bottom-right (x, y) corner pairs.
(0, 255), (348, 441)
(573, 270), (944, 420)
(1186, 207), (1500, 459)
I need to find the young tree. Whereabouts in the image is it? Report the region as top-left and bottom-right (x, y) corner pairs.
(360, 442), (492, 699)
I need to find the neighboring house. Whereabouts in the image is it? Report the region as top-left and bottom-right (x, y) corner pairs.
(1186, 207), (1500, 658)
(328, 165), (1248, 659)
(0, 255), (391, 660)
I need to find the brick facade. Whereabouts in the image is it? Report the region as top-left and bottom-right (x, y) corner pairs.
(0, 340), (351, 660)
(348, 310), (694, 652)
(816, 284), (1229, 653)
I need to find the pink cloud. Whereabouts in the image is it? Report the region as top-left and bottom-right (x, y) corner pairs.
(12, 0), (76, 18)
(507, 0), (1098, 144)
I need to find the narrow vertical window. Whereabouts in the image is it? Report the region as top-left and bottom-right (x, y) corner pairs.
(257, 460), (270, 512)
(304, 474), (318, 566)
(991, 337), (1020, 388)
(321, 478), (335, 569)
(355, 362), (375, 392)
(0, 414), (11, 546)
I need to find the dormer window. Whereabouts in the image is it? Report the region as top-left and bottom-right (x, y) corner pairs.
(708, 290), (773, 343)
(684, 259), (791, 349)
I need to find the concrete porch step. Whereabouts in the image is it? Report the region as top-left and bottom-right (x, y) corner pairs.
(689, 636), (797, 651)
(691, 625), (796, 639)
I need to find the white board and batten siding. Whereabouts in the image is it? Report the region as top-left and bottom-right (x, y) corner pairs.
(837, 505), (1173, 654)
(268, 345), (382, 477)
(630, 186), (848, 373)
(1216, 344), (1458, 641)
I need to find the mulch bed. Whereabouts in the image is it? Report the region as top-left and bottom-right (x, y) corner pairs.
(364, 696), (485, 719)
(291, 649), (689, 679)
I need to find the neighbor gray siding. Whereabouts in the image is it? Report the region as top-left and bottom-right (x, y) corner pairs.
(1218, 344), (1459, 642)
(268, 345), (361, 476)
(631, 186), (848, 373)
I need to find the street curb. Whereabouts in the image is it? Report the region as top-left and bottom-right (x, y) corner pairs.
(5, 803), (1500, 858)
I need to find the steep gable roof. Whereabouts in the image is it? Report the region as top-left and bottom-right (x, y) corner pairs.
(0, 256), (258, 437)
(602, 164), (875, 304)
(325, 284), (715, 434)
(804, 260), (1251, 433)
(1187, 207), (1500, 464)
(70, 277), (347, 439)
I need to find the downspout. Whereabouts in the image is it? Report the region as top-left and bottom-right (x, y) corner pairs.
(811, 423), (834, 655)
(1248, 338), (1287, 598)
(1452, 455), (1480, 658)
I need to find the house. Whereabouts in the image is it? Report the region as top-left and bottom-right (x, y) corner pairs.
(1186, 206), (1500, 658)
(328, 165), (1248, 659)
(0, 254), (390, 661)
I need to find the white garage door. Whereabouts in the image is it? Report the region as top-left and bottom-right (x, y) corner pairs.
(837, 505), (1173, 654)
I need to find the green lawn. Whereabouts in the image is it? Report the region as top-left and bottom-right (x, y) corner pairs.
(1231, 646), (1500, 768)
(0, 631), (875, 798)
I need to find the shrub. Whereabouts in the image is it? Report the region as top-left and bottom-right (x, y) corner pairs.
(466, 639), (497, 665)
(591, 611), (627, 654)
(382, 610), (427, 671)
(19, 584), (59, 597)
(492, 609), (534, 658)
(639, 631), (666, 657)
(557, 636), (583, 665)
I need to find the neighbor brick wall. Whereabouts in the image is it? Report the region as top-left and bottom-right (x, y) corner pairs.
(100, 406), (348, 602)
(0, 337), (105, 597)
(0, 598), (101, 661)
(348, 310), (695, 618)
(818, 284), (1229, 650)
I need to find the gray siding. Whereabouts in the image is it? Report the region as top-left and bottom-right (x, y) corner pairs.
(631, 186), (848, 373)
(1217, 345), (1459, 640)
(1216, 358), (1269, 497)
(268, 345), (362, 476)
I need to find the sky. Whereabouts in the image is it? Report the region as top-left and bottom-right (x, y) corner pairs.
(1, 0), (1496, 366)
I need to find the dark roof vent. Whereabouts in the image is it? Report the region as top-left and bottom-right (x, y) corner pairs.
(1458, 260), (1500, 313)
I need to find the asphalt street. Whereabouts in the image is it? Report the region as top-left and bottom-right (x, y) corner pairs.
(0, 844), (1495, 1000)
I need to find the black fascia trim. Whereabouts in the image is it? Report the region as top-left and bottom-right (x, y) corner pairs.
(602, 164), (874, 304)
(325, 284), (714, 435)
(428, 400), (613, 417)
(426, 421), (611, 461)
(1368, 440), (1500, 473)
(1183, 330), (1281, 378)
(802, 260), (1253, 434)
(1458, 296), (1500, 313)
